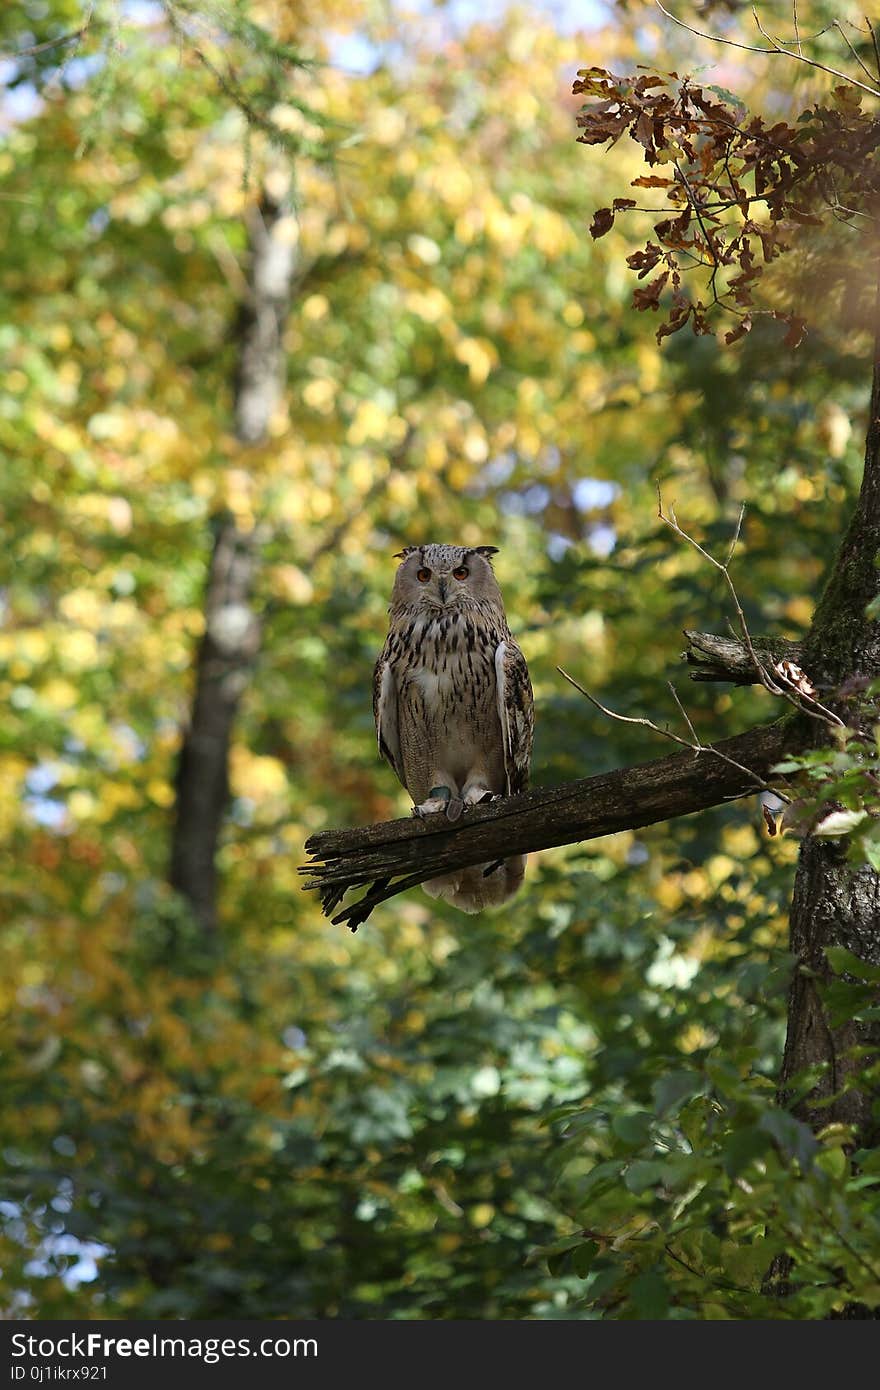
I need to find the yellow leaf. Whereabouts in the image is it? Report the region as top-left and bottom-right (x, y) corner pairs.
(272, 565), (314, 605)
(302, 294), (329, 322)
(454, 337), (498, 386)
(469, 1203), (495, 1228)
(405, 288), (452, 324)
(41, 678), (78, 710)
(146, 779), (175, 808)
(57, 630), (99, 671)
(69, 790), (97, 821)
(348, 399), (390, 445)
(303, 377), (337, 414)
(232, 751), (288, 801)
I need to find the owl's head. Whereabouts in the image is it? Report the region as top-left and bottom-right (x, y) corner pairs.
(390, 543), (503, 611)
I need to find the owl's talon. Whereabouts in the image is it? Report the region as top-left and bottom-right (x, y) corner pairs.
(414, 787), (454, 818)
(445, 797), (464, 823)
(462, 785), (496, 808)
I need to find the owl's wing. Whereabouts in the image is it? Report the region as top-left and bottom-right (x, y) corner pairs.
(373, 649), (404, 787)
(494, 639), (534, 796)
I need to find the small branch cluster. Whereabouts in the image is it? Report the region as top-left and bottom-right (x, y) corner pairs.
(555, 666), (791, 804)
(655, 489), (844, 729)
(574, 9), (880, 343)
(161, 0), (329, 162)
(656, 3), (880, 99)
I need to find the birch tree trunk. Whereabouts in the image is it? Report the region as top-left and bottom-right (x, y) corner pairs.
(170, 187), (297, 932)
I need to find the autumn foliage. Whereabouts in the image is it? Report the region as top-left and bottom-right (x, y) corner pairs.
(577, 61), (880, 344)
(2, 0), (880, 1321)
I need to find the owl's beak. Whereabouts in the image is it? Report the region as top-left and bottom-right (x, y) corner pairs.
(437, 577), (448, 603)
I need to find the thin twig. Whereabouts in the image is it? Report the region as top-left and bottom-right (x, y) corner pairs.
(657, 483), (782, 694)
(663, 1242), (757, 1297)
(556, 666), (791, 802)
(205, 227), (250, 299)
(724, 501), (746, 568)
(162, 0), (306, 153)
(833, 20), (877, 85)
(655, 1), (831, 55)
(667, 680), (700, 747)
(751, 7), (880, 99)
(674, 160), (723, 301)
(655, 486), (845, 730)
(812, 1204), (880, 1284)
(868, 16), (880, 85)
(654, 1), (880, 99)
(1, 26), (88, 59)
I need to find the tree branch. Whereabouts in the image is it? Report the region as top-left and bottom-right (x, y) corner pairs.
(1, 26), (89, 60)
(683, 630), (804, 684)
(301, 719), (794, 930)
(659, 492), (843, 727)
(557, 665), (789, 801)
(654, 1), (880, 99)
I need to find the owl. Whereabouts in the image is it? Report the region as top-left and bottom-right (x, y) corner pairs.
(373, 543), (534, 913)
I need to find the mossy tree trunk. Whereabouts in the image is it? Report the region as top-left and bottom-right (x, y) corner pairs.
(779, 298), (880, 1142)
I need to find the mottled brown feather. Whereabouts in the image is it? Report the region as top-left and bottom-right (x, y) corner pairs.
(372, 543), (534, 912)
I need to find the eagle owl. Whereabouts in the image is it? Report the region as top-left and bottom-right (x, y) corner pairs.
(373, 543), (534, 913)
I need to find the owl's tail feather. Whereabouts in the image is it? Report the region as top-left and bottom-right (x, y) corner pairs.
(422, 855), (526, 914)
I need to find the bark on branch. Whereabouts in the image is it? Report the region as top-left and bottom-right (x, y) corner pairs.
(302, 719), (793, 930)
(683, 629), (803, 684)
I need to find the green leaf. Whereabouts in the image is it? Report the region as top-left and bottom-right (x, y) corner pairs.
(612, 1110), (654, 1147)
(722, 1127), (771, 1178)
(758, 1110), (818, 1169)
(580, 1159), (626, 1199)
(572, 1239), (600, 1278)
(624, 1159), (667, 1194)
(816, 1147), (848, 1180)
(630, 1270), (670, 1318)
(826, 947), (880, 983)
(653, 1070), (703, 1117)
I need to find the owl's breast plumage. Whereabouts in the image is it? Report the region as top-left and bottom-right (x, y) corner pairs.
(386, 608), (506, 803)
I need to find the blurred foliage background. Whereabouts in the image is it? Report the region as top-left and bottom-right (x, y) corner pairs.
(1, 0), (877, 1318)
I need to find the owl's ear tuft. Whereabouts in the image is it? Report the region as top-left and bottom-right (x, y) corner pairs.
(393, 546), (418, 559)
(474, 545), (499, 558)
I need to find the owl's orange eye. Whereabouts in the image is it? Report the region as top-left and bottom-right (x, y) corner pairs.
(416, 568), (432, 583)
(452, 566), (469, 580)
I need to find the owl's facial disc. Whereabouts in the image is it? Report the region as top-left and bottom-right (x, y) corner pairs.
(392, 543), (502, 612)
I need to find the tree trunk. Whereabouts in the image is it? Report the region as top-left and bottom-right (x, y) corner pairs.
(170, 188), (297, 932)
(169, 521), (261, 932)
(779, 293), (880, 1140)
(781, 842), (880, 1138)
